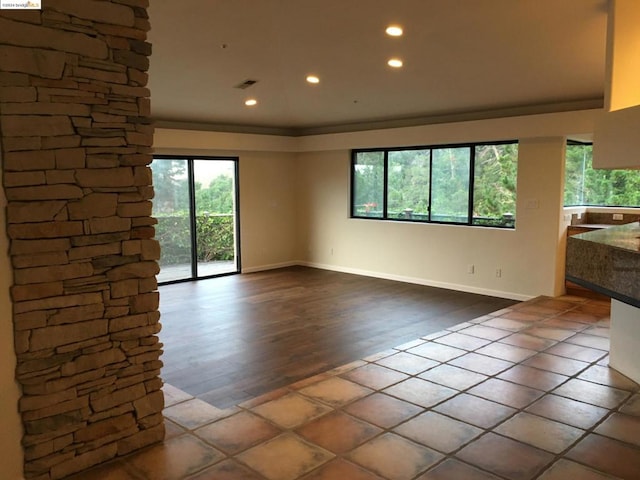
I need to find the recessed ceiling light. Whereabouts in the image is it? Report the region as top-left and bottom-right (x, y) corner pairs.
(306, 75), (320, 84)
(386, 25), (403, 37)
(245, 98), (257, 106)
(387, 58), (403, 68)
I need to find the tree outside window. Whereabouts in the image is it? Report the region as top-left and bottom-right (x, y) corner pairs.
(565, 143), (640, 207)
(351, 141), (518, 228)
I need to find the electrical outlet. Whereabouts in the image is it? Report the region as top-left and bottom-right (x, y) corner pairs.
(496, 268), (502, 278)
(613, 213), (624, 220)
(467, 264), (475, 274)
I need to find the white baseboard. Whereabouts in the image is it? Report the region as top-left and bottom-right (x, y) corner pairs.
(241, 260), (298, 274)
(296, 261), (533, 302)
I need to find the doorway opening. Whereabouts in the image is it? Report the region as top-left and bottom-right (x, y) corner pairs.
(151, 155), (240, 283)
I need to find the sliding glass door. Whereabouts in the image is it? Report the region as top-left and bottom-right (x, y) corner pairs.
(152, 156), (240, 283)
(193, 159), (238, 278)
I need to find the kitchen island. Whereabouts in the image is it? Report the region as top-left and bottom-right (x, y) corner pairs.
(566, 222), (640, 383)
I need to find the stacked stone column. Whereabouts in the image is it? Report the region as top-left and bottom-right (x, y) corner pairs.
(0, 1), (164, 478)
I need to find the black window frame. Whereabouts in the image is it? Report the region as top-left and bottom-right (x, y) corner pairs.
(350, 140), (518, 229)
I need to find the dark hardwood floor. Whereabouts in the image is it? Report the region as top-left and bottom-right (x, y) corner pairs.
(158, 266), (518, 408)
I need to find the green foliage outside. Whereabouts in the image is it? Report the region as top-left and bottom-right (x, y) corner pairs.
(565, 144), (640, 207)
(196, 215), (235, 261)
(432, 147), (471, 222)
(473, 144), (518, 226)
(195, 175), (234, 214)
(352, 151), (385, 217)
(388, 149), (430, 217)
(151, 158), (236, 266)
(155, 215), (191, 265)
(152, 159), (189, 213)
(352, 143), (518, 227)
(155, 215), (235, 265)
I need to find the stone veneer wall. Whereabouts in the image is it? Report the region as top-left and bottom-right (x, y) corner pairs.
(0, 1), (164, 479)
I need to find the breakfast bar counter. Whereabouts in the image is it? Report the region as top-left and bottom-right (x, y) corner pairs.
(566, 222), (640, 383)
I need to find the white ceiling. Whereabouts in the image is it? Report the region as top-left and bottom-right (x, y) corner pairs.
(147, 0), (608, 136)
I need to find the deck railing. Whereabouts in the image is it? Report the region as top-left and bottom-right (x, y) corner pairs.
(356, 208), (515, 227)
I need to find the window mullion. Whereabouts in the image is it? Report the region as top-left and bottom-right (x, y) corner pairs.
(350, 152), (357, 217)
(428, 149), (433, 222)
(383, 150), (389, 219)
(187, 159), (198, 279)
(468, 147), (475, 225)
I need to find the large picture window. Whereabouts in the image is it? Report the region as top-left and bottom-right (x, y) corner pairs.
(564, 142), (640, 207)
(351, 141), (518, 228)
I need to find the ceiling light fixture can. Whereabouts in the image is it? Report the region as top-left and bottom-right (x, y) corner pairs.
(386, 25), (403, 36)
(388, 58), (403, 68)
(245, 98), (257, 106)
(306, 75), (320, 84)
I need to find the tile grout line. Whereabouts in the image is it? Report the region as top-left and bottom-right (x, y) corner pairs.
(157, 295), (637, 480)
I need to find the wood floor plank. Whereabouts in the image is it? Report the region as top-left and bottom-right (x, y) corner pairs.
(159, 266), (518, 408)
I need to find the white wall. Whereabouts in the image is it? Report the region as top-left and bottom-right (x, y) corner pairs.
(593, 106), (640, 169)
(610, 299), (640, 384)
(0, 163), (25, 480)
(517, 137), (567, 297)
(292, 111), (594, 300)
(154, 136), (299, 273)
(296, 138), (567, 301)
(156, 109), (597, 300)
(238, 151), (298, 271)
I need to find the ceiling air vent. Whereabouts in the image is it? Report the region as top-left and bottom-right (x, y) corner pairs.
(234, 79), (258, 90)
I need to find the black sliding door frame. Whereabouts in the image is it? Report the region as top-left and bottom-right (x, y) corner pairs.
(152, 155), (241, 285)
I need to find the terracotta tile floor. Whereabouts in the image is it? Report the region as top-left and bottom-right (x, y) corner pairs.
(68, 295), (640, 480)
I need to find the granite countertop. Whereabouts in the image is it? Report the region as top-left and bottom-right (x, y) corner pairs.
(572, 222), (640, 253)
(568, 224), (615, 230)
(566, 222), (640, 307)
